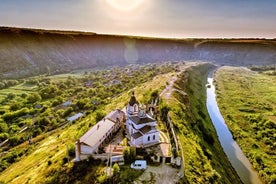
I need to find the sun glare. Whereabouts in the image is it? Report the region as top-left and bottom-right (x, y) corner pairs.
(105, 0), (144, 12)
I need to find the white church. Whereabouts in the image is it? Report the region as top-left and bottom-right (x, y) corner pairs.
(126, 92), (159, 147)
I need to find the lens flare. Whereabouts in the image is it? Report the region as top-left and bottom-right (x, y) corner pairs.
(105, 0), (144, 12)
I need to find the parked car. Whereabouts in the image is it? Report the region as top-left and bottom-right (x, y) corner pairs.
(130, 160), (147, 170)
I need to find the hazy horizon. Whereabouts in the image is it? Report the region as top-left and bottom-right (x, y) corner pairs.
(0, 0), (276, 39)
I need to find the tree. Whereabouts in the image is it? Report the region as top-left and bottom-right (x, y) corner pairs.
(112, 163), (120, 182)
(63, 107), (73, 118)
(21, 93), (28, 98)
(113, 163), (120, 176)
(123, 147), (136, 164)
(0, 82), (5, 89)
(27, 93), (41, 103)
(10, 102), (21, 111)
(150, 90), (159, 100)
(9, 135), (21, 146)
(7, 93), (15, 99)
(0, 132), (9, 142)
(0, 122), (8, 132)
(95, 110), (106, 122)
(160, 105), (170, 122)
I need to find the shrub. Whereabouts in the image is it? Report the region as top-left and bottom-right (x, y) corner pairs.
(62, 157), (69, 165)
(48, 160), (52, 166)
(68, 144), (75, 157)
(97, 174), (108, 183)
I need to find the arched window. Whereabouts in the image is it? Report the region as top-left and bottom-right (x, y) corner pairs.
(153, 135), (156, 140)
(148, 136), (150, 142)
(134, 104), (138, 112)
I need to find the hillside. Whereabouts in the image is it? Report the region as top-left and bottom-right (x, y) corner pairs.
(0, 63), (175, 183)
(0, 27), (276, 79)
(160, 63), (242, 183)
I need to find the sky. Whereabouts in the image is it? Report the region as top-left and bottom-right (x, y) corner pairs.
(0, 0), (275, 38)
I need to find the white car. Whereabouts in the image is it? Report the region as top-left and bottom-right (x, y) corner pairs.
(130, 160), (147, 170)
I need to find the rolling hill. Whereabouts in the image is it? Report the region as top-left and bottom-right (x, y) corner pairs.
(0, 27), (275, 79)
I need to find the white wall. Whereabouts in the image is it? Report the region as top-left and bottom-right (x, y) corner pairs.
(80, 144), (94, 154)
(142, 132), (159, 145)
(132, 136), (143, 146)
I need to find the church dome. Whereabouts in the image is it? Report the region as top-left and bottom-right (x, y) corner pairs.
(129, 91), (138, 106)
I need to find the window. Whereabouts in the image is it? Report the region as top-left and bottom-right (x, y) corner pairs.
(148, 136), (150, 142)
(134, 104), (138, 112)
(153, 135), (156, 140)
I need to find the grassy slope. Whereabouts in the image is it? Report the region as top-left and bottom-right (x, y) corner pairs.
(163, 63), (242, 183)
(0, 72), (173, 184)
(214, 67), (276, 184)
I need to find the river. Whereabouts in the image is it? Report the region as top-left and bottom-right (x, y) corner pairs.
(206, 70), (262, 184)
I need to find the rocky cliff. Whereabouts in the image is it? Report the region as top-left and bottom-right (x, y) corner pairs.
(0, 27), (275, 78)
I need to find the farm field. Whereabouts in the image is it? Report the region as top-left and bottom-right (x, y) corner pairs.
(214, 66), (276, 184)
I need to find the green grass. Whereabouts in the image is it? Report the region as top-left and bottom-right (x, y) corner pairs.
(0, 82), (35, 111)
(162, 63), (242, 183)
(0, 82), (36, 96)
(214, 66), (276, 184)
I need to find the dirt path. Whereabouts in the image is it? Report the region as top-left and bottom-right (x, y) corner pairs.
(157, 62), (201, 182)
(159, 76), (177, 99)
(160, 62), (198, 100)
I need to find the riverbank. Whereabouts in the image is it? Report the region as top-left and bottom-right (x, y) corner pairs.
(207, 70), (262, 184)
(214, 66), (276, 184)
(161, 63), (242, 183)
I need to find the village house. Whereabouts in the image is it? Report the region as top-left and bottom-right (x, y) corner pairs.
(75, 109), (125, 161)
(67, 112), (83, 122)
(126, 92), (159, 147)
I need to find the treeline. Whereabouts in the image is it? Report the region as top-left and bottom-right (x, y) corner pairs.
(249, 65), (276, 75)
(0, 80), (19, 89)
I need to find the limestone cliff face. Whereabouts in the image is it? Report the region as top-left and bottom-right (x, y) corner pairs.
(0, 27), (275, 78)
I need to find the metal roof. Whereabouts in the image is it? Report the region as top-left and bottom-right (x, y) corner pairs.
(131, 132), (143, 139)
(67, 113), (83, 122)
(80, 118), (114, 147)
(139, 125), (157, 134)
(106, 109), (125, 123)
(129, 115), (155, 125)
(79, 110), (124, 148)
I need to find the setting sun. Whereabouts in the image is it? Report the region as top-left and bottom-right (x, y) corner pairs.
(105, 0), (144, 12)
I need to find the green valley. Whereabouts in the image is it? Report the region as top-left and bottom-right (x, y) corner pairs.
(214, 66), (276, 184)
(0, 62), (245, 183)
